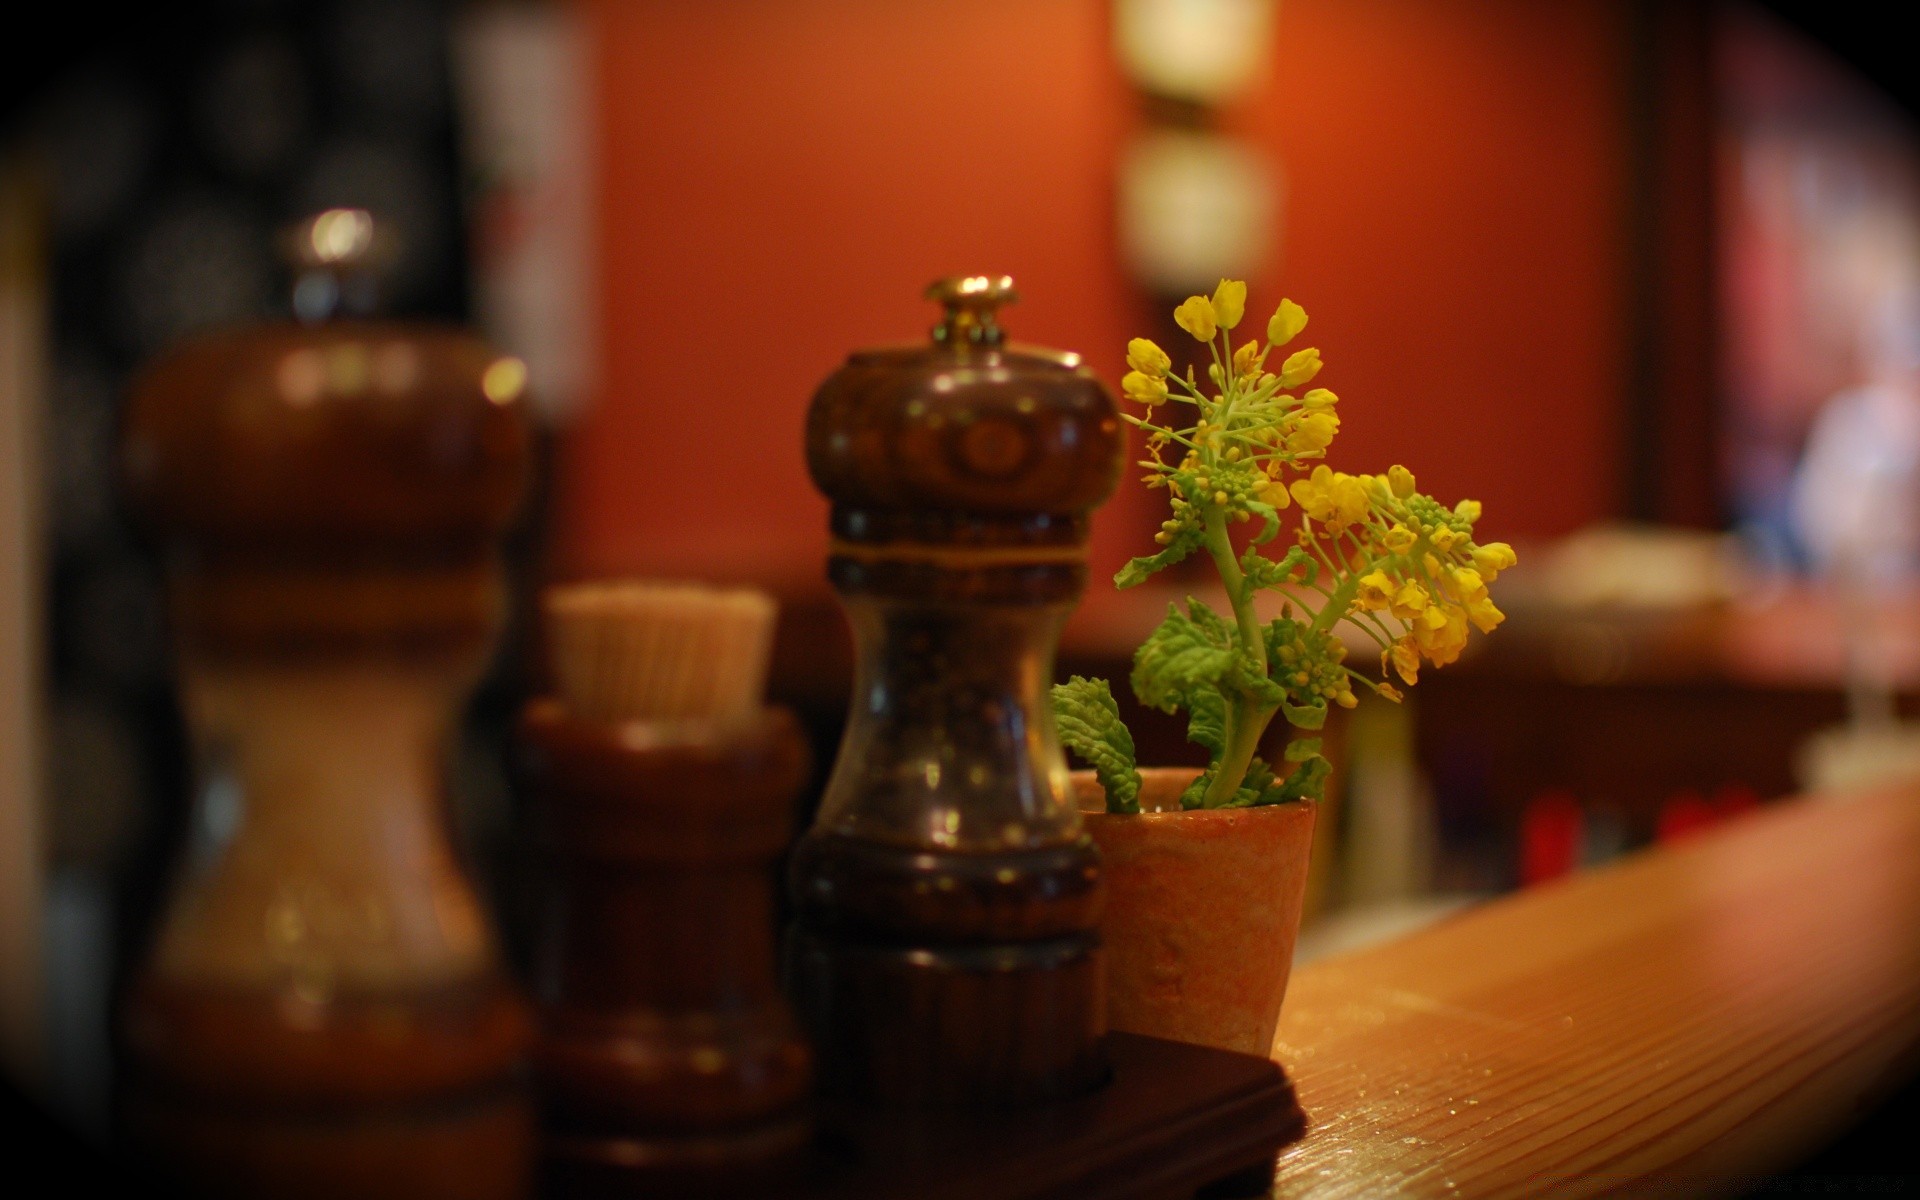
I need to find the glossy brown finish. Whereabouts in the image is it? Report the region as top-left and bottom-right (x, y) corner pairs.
(122, 319), (533, 658)
(517, 702), (814, 1189)
(118, 294), (539, 1195)
(121, 976), (535, 1200)
(796, 280), (1125, 1106)
(1268, 784), (1920, 1196)
(789, 829), (1108, 1106)
(123, 320), (530, 551)
(787, 1032), (1305, 1199)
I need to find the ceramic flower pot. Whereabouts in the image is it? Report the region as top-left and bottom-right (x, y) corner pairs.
(1075, 768), (1316, 1057)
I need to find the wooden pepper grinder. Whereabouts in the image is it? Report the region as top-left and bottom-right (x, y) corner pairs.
(117, 209), (538, 1200)
(792, 276), (1125, 1106)
(518, 583), (813, 1194)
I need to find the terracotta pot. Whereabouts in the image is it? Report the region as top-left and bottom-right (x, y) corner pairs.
(1074, 768), (1316, 1057)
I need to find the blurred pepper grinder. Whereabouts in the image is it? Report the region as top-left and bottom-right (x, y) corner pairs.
(117, 210), (538, 1199)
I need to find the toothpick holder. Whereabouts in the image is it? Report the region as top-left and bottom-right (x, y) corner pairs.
(517, 701), (813, 1195)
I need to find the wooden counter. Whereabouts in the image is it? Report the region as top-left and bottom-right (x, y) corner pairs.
(1268, 784), (1920, 1196)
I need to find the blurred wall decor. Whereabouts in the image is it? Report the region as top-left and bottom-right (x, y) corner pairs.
(1113, 0), (1281, 298)
(453, 2), (595, 424)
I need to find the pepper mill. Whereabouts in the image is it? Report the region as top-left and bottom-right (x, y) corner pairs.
(791, 276), (1125, 1106)
(518, 583), (812, 1194)
(117, 210), (537, 1199)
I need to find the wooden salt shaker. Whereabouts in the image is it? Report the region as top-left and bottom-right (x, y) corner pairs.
(518, 583), (813, 1194)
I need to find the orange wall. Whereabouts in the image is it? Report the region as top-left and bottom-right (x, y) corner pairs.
(558, 0), (1623, 590)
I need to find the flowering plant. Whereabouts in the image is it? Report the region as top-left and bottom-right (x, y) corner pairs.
(1054, 281), (1515, 813)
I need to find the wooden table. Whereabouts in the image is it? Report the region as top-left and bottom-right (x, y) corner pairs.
(1268, 784), (1920, 1196)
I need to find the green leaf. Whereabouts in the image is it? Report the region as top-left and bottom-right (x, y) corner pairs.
(1051, 676), (1141, 814)
(1243, 499), (1282, 547)
(1115, 523), (1205, 589)
(1281, 695), (1328, 731)
(1275, 752), (1332, 803)
(1241, 544), (1316, 594)
(1183, 755), (1301, 809)
(1283, 736), (1323, 763)
(1130, 599), (1235, 713)
(1183, 687), (1227, 758)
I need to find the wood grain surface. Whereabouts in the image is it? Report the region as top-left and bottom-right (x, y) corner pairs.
(1268, 785), (1920, 1196)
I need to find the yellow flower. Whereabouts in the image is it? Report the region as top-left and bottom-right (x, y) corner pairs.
(1355, 569), (1396, 611)
(1382, 524), (1417, 554)
(1454, 498), (1483, 524)
(1324, 470), (1370, 526)
(1467, 596), (1505, 634)
(1279, 347), (1322, 388)
(1301, 387), (1337, 409)
(1445, 566), (1488, 604)
(1389, 580), (1429, 622)
(1284, 409), (1339, 455)
(1289, 464), (1335, 519)
(1387, 465), (1416, 499)
(1258, 477), (1291, 508)
(1174, 295), (1217, 342)
(1122, 370), (1168, 406)
(1376, 682), (1405, 704)
(1231, 340), (1267, 381)
(1388, 637), (1421, 685)
(1472, 541), (1517, 580)
(1211, 279), (1247, 330)
(1413, 606), (1469, 667)
(1126, 337), (1171, 378)
(1268, 298), (1308, 346)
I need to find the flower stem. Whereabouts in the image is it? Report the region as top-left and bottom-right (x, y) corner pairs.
(1202, 508), (1276, 807)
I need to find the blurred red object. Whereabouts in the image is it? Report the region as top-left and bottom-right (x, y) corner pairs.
(1656, 790), (1715, 843)
(1711, 783), (1760, 821)
(1520, 790), (1586, 886)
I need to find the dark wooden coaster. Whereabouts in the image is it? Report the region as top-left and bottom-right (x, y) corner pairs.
(786, 1032), (1307, 1200)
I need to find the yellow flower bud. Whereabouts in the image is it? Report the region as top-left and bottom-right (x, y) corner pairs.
(1174, 295), (1217, 342)
(1472, 541), (1517, 580)
(1446, 567), (1488, 603)
(1301, 388), (1337, 409)
(1455, 498), (1483, 523)
(1430, 526), (1462, 552)
(1388, 465), (1416, 499)
(1467, 596), (1505, 633)
(1279, 347), (1322, 388)
(1211, 279), (1248, 330)
(1268, 298), (1308, 346)
(1382, 524), (1417, 554)
(1122, 370), (1168, 406)
(1126, 337), (1171, 378)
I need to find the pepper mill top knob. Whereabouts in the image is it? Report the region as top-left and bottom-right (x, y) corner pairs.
(806, 277), (1123, 546)
(926, 274), (1018, 347)
(121, 210), (534, 658)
